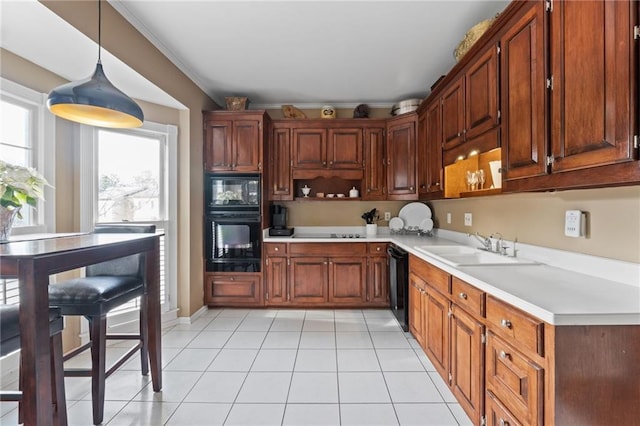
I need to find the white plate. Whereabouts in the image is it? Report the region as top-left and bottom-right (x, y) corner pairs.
(389, 217), (404, 231)
(398, 202), (432, 229)
(419, 218), (434, 233)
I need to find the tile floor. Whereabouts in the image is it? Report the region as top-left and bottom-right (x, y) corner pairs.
(0, 308), (472, 426)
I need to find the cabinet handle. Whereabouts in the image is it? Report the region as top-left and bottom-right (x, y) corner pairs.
(367, 188), (371, 193)
(499, 350), (510, 360)
(376, 247), (381, 251)
(459, 292), (467, 300)
(230, 277), (235, 281)
(324, 261), (328, 265)
(410, 186), (414, 191)
(433, 182), (440, 187)
(329, 161), (333, 166)
(500, 319), (512, 328)
(274, 247), (279, 252)
(323, 161), (326, 166)
(499, 419), (509, 426)
(457, 132), (461, 137)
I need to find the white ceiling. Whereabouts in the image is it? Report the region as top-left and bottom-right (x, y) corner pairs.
(1, 0), (510, 110)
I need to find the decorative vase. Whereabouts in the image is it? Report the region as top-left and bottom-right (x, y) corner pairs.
(0, 206), (19, 242)
(366, 223), (378, 237)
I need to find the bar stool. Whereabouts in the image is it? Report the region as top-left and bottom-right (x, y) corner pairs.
(48, 224), (155, 425)
(0, 304), (67, 426)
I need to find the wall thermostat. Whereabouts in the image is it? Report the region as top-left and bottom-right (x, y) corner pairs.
(565, 210), (586, 238)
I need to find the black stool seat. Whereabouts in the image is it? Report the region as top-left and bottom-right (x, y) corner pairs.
(49, 276), (143, 316)
(0, 304), (63, 357)
(0, 304), (67, 425)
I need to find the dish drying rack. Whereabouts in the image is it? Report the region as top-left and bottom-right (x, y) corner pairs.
(390, 227), (433, 237)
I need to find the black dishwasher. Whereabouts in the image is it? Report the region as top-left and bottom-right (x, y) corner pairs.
(387, 244), (409, 331)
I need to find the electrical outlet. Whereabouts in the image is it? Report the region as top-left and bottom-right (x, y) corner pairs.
(464, 213), (472, 227)
(384, 212), (391, 221)
(565, 210), (586, 237)
(446, 213), (452, 224)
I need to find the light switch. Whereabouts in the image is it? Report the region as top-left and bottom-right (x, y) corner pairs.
(564, 210), (585, 237)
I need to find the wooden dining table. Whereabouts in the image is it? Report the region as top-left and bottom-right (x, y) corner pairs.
(0, 232), (163, 426)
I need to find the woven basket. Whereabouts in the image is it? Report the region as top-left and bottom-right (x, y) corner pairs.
(454, 15), (498, 62)
(225, 97), (248, 111)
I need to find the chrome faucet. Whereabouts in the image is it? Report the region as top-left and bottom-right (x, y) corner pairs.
(468, 232), (492, 251)
(491, 232), (506, 255)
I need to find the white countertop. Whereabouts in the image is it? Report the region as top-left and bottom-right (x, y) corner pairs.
(265, 227), (640, 326)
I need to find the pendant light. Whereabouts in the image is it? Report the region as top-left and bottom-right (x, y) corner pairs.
(47, 0), (143, 128)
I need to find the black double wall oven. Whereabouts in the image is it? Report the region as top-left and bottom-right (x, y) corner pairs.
(205, 173), (261, 273)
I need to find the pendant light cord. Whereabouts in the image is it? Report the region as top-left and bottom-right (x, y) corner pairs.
(97, 0), (102, 64)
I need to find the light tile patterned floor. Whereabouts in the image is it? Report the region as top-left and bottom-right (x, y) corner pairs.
(0, 308), (473, 425)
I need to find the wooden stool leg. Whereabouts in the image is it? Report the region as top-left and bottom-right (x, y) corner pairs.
(139, 295), (149, 376)
(90, 316), (107, 425)
(50, 332), (67, 426)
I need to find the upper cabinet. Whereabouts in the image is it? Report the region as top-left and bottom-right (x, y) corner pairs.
(203, 111), (269, 173)
(500, 1), (547, 181)
(417, 99), (444, 199)
(440, 43), (501, 166)
(291, 123), (364, 170)
(386, 113), (418, 200)
(502, 0), (639, 191)
(270, 123), (293, 200)
(363, 126), (387, 200)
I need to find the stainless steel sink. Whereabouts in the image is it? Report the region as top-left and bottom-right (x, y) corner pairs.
(415, 245), (538, 267)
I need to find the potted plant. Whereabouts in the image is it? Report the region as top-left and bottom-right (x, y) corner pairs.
(0, 160), (49, 241)
(361, 208), (379, 236)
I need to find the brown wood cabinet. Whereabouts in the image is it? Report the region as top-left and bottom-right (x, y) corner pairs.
(500, 1), (547, 181)
(502, 0), (639, 191)
(203, 111), (268, 173)
(442, 77), (466, 151)
(417, 99), (444, 199)
(386, 113), (418, 199)
(424, 284), (450, 379)
(363, 126), (387, 200)
(264, 242), (387, 308)
(269, 124), (293, 200)
(408, 271), (427, 349)
(366, 243), (389, 304)
(204, 272), (262, 306)
(291, 124), (364, 170)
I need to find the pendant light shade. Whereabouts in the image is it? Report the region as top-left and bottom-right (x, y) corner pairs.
(47, 0), (143, 128)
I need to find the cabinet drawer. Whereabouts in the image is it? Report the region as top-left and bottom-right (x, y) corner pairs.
(486, 332), (543, 426)
(451, 277), (485, 317)
(486, 295), (544, 357)
(289, 242), (366, 256)
(265, 243), (287, 256)
(485, 390), (523, 426)
(409, 254), (450, 295)
(367, 242), (388, 255)
(205, 272), (262, 305)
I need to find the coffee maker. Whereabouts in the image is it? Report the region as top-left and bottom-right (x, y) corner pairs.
(269, 204), (294, 236)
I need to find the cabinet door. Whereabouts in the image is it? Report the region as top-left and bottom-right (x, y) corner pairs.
(387, 115), (417, 199)
(501, 1), (547, 181)
(465, 44), (499, 141)
(292, 128), (326, 169)
(417, 109), (430, 197)
(205, 272), (262, 306)
(550, 0), (635, 172)
(367, 256), (389, 304)
(486, 391), (523, 426)
(290, 257), (328, 303)
(270, 126), (293, 200)
(327, 127), (364, 169)
(442, 77), (465, 151)
(420, 100), (444, 197)
(328, 257), (366, 304)
(233, 119), (262, 172)
(450, 305), (485, 426)
(204, 119), (233, 171)
(408, 273), (426, 349)
(363, 127), (386, 200)
(265, 257), (288, 305)
(425, 287), (450, 380)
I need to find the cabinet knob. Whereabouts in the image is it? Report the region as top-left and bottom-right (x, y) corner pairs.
(420, 184), (427, 189)
(500, 319), (512, 328)
(459, 292), (467, 300)
(376, 247), (381, 251)
(457, 132), (461, 137)
(499, 350), (509, 360)
(499, 419), (509, 426)
(230, 277), (235, 281)
(329, 161), (333, 166)
(322, 161), (326, 166)
(433, 182), (440, 187)
(410, 186), (414, 191)
(274, 247), (279, 252)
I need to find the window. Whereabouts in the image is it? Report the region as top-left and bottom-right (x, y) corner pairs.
(0, 78), (54, 305)
(80, 121), (177, 323)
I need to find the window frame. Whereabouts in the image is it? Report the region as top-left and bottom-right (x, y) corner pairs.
(0, 77), (55, 235)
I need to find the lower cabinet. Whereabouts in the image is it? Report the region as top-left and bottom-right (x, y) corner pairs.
(408, 271), (427, 348)
(264, 242), (388, 308)
(204, 272), (262, 306)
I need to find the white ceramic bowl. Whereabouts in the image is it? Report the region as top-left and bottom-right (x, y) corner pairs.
(326, 193), (335, 198)
(336, 194), (345, 198)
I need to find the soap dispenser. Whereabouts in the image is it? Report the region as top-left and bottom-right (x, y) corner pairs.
(349, 186), (359, 198)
